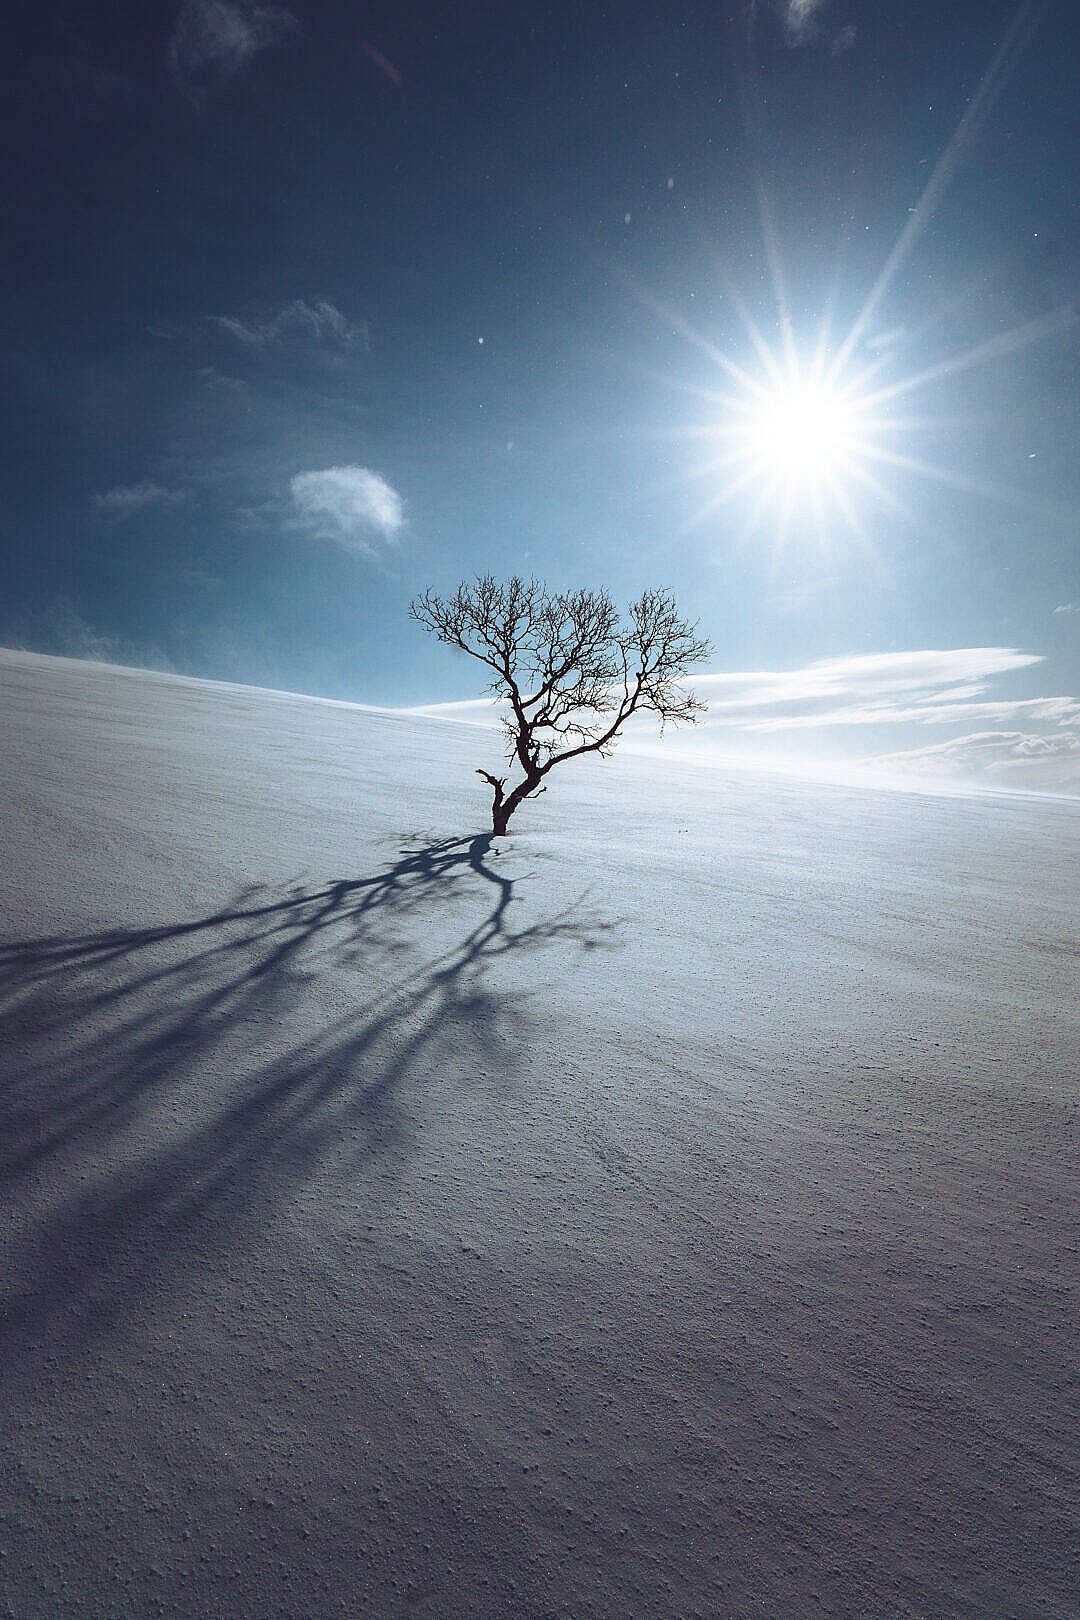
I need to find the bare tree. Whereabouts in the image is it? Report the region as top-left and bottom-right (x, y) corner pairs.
(410, 576), (712, 834)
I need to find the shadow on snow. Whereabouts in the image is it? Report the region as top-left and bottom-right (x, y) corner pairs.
(0, 833), (617, 1365)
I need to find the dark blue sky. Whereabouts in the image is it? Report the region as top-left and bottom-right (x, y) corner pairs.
(4, 0), (1079, 779)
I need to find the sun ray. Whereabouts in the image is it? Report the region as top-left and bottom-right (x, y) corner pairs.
(755, 177), (799, 378)
(831, 452), (911, 519)
(859, 444), (1056, 511)
(859, 306), (1079, 410)
(828, 2), (1043, 381)
(818, 466), (868, 544)
(607, 261), (771, 397)
(705, 253), (789, 390)
(605, 12), (1067, 567)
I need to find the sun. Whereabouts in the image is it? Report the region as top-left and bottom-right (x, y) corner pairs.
(631, 1), (1080, 562)
(693, 355), (891, 549)
(735, 375), (869, 492)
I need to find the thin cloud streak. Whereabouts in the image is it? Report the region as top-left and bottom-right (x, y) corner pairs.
(737, 695), (1079, 732)
(692, 648), (1042, 714)
(674, 648), (1077, 732)
(91, 483), (184, 519)
(869, 728), (1080, 792)
(209, 299), (367, 352)
(406, 647), (1079, 738)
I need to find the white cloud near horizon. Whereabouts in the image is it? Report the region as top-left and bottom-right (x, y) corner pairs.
(168, 1), (296, 95)
(868, 729), (1080, 793)
(210, 299), (367, 352)
(91, 482), (183, 519)
(406, 647), (1079, 738)
(1053, 602), (1080, 615)
(290, 467), (403, 554)
(690, 650), (1078, 731)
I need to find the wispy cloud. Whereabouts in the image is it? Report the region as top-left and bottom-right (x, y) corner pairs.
(168, 1), (297, 97)
(290, 467), (404, 554)
(408, 647), (1079, 740)
(404, 696), (503, 725)
(210, 299), (367, 353)
(2, 599), (176, 674)
(91, 482), (184, 519)
(689, 649), (1064, 731)
(1053, 602), (1080, 616)
(749, 0), (832, 46)
(783, 0), (830, 43)
(868, 729), (1080, 793)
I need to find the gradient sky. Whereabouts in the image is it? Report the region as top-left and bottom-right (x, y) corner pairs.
(4, 0), (1080, 787)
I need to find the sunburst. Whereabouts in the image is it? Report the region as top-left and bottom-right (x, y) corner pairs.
(630, 2), (1076, 561)
(715, 360), (887, 511)
(680, 346), (903, 557)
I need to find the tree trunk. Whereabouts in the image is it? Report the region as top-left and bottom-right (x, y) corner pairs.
(491, 774), (542, 835)
(478, 769), (509, 834)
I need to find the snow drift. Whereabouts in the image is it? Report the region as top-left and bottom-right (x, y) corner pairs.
(1, 648), (1077, 1618)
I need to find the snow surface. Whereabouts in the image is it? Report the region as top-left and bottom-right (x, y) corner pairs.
(1, 646), (1077, 1620)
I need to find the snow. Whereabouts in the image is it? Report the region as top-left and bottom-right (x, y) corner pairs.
(1, 646), (1077, 1619)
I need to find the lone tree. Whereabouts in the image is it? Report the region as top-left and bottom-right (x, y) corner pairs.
(410, 576), (712, 834)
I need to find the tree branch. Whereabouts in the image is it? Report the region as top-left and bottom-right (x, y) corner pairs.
(412, 577), (711, 831)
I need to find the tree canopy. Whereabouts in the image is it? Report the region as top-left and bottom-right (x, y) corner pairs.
(411, 576), (711, 832)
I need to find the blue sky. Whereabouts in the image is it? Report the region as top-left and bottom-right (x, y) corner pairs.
(3, 0), (1079, 787)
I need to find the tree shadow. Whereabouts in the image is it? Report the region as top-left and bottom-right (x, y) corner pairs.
(0, 833), (617, 1368)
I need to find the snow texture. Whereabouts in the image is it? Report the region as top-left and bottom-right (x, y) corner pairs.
(1, 647), (1077, 1619)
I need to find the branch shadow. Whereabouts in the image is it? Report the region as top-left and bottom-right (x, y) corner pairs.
(0, 833), (618, 1368)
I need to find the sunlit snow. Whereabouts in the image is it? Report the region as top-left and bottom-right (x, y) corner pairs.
(1, 649), (1076, 1618)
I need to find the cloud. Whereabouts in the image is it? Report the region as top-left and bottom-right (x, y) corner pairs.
(689, 648), (1063, 732)
(868, 730), (1080, 793)
(784, 0), (829, 41)
(210, 299), (367, 353)
(405, 697), (503, 725)
(91, 482), (183, 519)
(709, 691), (1080, 732)
(408, 647), (1079, 739)
(290, 467), (403, 554)
(2, 599), (176, 674)
(830, 24), (856, 55)
(1053, 602), (1080, 615)
(198, 365), (248, 394)
(748, 0), (831, 46)
(405, 646), (1080, 795)
(168, 1), (296, 96)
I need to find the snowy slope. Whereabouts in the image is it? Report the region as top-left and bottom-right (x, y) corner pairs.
(1, 647), (1077, 1620)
